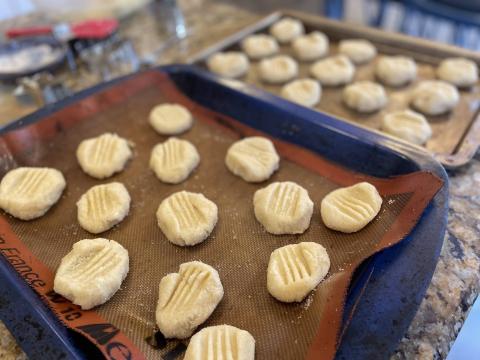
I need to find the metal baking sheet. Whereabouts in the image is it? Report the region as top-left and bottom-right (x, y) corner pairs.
(187, 10), (480, 169)
(0, 65), (448, 360)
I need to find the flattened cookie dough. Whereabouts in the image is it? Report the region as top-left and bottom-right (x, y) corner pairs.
(267, 242), (330, 302)
(207, 51), (249, 78)
(381, 110), (432, 145)
(259, 55), (298, 84)
(149, 103), (193, 135)
(54, 238), (129, 310)
(375, 55), (417, 87)
(225, 136), (280, 182)
(156, 191), (218, 246)
(77, 182), (131, 234)
(242, 34), (278, 59)
(184, 325), (255, 360)
(156, 261), (224, 339)
(310, 55), (355, 86)
(150, 137), (200, 184)
(410, 80), (459, 115)
(254, 181), (313, 235)
(342, 81), (387, 113)
(281, 78), (321, 107)
(321, 182), (382, 233)
(338, 39), (377, 64)
(292, 31), (329, 61)
(77, 132), (132, 179)
(0, 167), (66, 220)
(269, 17), (305, 44)
(437, 57), (478, 87)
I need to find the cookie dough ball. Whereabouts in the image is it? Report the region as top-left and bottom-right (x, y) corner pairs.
(156, 261), (223, 339)
(77, 133), (132, 179)
(254, 181), (313, 235)
(410, 80), (459, 115)
(267, 242), (330, 302)
(149, 103), (193, 135)
(269, 17), (305, 44)
(0, 167), (66, 220)
(156, 191), (218, 246)
(207, 51), (249, 78)
(77, 182), (131, 234)
(225, 136), (280, 182)
(242, 34), (279, 59)
(184, 325), (255, 360)
(54, 238), (129, 310)
(437, 57), (478, 87)
(292, 31), (329, 61)
(342, 81), (387, 113)
(310, 55), (355, 86)
(375, 56), (417, 86)
(258, 55), (298, 84)
(281, 78), (321, 107)
(150, 137), (200, 184)
(339, 39), (377, 64)
(321, 182), (382, 233)
(381, 110), (432, 145)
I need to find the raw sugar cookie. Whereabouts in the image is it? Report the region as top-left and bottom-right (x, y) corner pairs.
(77, 182), (131, 234)
(77, 133), (132, 179)
(267, 242), (330, 302)
(338, 39), (377, 64)
(156, 261), (224, 339)
(381, 110), (432, 145)
(149, 103), (193, 135)
(54, 238), (129, 310)
(281, 78), (321, 107)
(225, 136), (280, 182)
(437, 57), (478, 87)
(207, 51), (249, 78)
(259, 55), (298, 84)
(150, 137), (200, 184)
(184, 325), (255, 360)
(0, 167), (66, 220)
(269, 17), (305, 43)
(254, 181), (313, 235)
(242, 34), (279, 59)
(342, 81), (387, 113)
(156, 191), (218, 246)
(321, 182), (382, 233)
(410, 80), (459, 115)
(310, 55), (355, 86)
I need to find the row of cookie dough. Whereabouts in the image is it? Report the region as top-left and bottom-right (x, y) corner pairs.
(209, 17), (478, 88)
(0, 132), (382, 237)
(52, 240), (253, 358)
(51, 238), (329, 358)
(209, 50), (463, 114)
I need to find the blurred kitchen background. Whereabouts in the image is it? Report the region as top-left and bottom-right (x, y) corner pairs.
(1, 0), (479, 120)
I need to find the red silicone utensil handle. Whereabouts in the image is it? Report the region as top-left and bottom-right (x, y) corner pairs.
(6, 25), (53, 39)
(72, 19), (118, 39)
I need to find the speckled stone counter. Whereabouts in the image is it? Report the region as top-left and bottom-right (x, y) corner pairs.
(0, 1), (479, 359)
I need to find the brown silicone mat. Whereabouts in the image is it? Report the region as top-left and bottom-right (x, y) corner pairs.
(188, 11), (480, 168)
(0, 71), (442, 359)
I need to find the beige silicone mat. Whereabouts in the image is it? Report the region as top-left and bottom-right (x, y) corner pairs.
(0, 71), (442, 359)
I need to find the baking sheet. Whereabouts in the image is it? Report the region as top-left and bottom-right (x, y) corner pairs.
(0, 71), (442, 359)
(187, 10), (480, 168)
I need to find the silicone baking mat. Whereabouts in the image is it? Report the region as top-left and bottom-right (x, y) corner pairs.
(0, 70), (442, 359)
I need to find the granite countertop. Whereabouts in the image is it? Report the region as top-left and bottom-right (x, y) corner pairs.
(1, 1), (479, 359)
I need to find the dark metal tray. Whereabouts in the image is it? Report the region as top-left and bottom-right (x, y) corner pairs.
(0, 65), (448, 359)
(187, 10), (480, 169)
